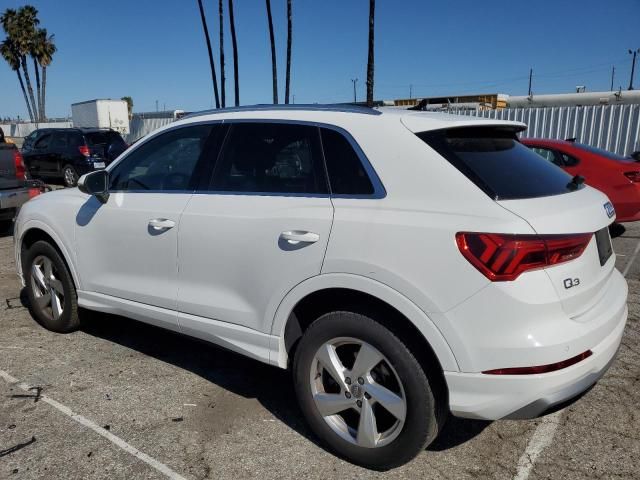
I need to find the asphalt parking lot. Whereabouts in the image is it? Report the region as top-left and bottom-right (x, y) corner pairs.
(0, 217), (638, 479)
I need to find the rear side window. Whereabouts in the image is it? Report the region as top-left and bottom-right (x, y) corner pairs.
(320, 128), (374, 195)
(418, 128), (577, 200)
(69, 132), (84, 148)
(211, 123), (328, 195)
(86, 131), (125, 146)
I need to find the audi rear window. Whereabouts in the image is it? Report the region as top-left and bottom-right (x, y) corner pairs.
(417, 127), (578, 200)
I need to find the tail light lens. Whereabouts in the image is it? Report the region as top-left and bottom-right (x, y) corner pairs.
(28, 187), (40, 199)
(78, 145), (90, 157)
(14, 150), (26, 180)
(623, 171), (640, 182)
(483, 350), (592, 375)
(456, 232), (593, 281)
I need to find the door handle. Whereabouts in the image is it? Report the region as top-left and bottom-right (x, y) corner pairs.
(280, 230), (320, 244)
(148, 218), (176, 231)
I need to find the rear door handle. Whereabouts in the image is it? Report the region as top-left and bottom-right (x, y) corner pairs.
(149, 218), (176, 231)
(280, 230), (320, 244)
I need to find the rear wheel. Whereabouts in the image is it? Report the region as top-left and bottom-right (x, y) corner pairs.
(24, 240), (79, 333)
(62, 165), (78, 187)
(293, 311), (441, 470)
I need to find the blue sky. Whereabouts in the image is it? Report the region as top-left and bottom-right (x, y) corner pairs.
(1, 0), (639, 118)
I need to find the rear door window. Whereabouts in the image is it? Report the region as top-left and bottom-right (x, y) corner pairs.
(418, 128), (577, 200)
(211, 123), (328, 195)
(51, 132), (68, 149)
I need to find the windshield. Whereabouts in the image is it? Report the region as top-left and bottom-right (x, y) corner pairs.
(418, 127), (578, 200)
(575, 143), (633, 162)
(85, 131), (125, 146)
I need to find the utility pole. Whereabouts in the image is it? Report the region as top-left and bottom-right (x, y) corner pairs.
(528, 68), (533, 97)
(629, 49), (640, 90)
(351, 78), (358, 103)
(611, 66), (615, 91)
(409, 84), (413, 99)
(155, 100), (158, 112)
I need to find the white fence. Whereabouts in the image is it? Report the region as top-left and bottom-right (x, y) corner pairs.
(0, 121), (72, 139)
(449, 104), (640, 156)
(126, 116), (175, 143)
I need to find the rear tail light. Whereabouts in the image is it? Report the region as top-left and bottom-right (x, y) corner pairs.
(623, 171), (640, 182)
(14, 150), (26, 180)
(456, 232), (593, 281)
(78, 145), (90, 157)
(483, 350), (592, 375)
(28, 187), (40, 199)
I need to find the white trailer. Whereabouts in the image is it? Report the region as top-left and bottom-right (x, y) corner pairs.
(71, 99), (130, 134)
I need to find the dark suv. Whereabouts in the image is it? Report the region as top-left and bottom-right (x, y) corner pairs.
(22, 128), (127, 187)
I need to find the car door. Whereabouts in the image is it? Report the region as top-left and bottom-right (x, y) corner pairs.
(75, 123), (217, 329)
(48, 131), (68, 176)
(26, 131), (53, 176)
(177, 121), (334, 339)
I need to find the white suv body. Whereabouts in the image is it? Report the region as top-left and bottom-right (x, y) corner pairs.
(14, 105), (627, 468)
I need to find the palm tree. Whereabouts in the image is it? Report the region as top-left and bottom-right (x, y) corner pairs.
(366, 0), (375, 107)
(1, 7), (40, 121)
(36, 30), (56, 121)
(228, 0), (240, 106)
(15, 6), (40, 120)
(196, 0), (220, 108)
(219, 0), (225, 108)
(265, 0), (278, 104)
(284, 0), (292, 104)
(0, 37), (34, 121)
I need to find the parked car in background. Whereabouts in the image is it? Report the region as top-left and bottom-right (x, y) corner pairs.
(14, 106), (627, 469)
(0, 129), (42, 230)
(22, 128), (127, 187)
(521, 138), (640, 222)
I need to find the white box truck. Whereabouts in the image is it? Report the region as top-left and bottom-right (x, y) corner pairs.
(71, 99), (130, 134)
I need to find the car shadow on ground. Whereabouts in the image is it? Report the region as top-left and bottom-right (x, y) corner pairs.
(26, 300), (490, 458)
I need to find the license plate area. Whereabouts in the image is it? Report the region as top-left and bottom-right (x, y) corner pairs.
(93, 162), (106, 169)
(595, 227), (613, 266)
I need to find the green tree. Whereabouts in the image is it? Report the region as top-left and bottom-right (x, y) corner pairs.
(121, 96), (134, 119)
(0, 37), (33, 121)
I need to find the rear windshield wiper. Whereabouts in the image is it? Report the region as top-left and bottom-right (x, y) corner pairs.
(566, 175), (585, 191)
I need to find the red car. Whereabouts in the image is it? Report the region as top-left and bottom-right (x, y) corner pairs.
(521, 138), (640, 222)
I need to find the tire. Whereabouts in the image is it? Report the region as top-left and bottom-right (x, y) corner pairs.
(62, 165), (79, 188)
(24, 240), (79, 333)
(293, 311), (441, 470)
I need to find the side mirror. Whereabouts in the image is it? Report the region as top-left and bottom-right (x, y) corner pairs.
(78, 170), (109, 203)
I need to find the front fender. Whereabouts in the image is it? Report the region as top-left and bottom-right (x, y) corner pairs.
(16, 219), (82, 290)
(269, 273), (459, 371)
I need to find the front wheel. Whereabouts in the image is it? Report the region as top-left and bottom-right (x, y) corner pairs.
(62, 165), (78, 187)
(24, 240), (79, 333)
(293, 311), (441, 470)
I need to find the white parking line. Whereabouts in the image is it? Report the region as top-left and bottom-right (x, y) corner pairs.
(512, 411), (562, 480)
(622, 239), (640, 277)
(513, 236), (640, 480)
(0, 369), (188, 480)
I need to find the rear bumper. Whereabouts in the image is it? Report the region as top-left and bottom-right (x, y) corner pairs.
(0, 187), (30, 220)
(445, 301), (627, 420)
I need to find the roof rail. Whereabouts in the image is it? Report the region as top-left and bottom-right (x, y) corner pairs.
(183, 103), (382, 119)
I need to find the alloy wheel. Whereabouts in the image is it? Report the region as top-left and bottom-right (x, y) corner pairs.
(309, 337), (406, 448)
(64, 167), (77, 187)
(30, 255), (65, 321)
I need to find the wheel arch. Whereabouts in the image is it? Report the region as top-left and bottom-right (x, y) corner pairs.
(18, 221), (81, 290)
(270, 273), (459, 374)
